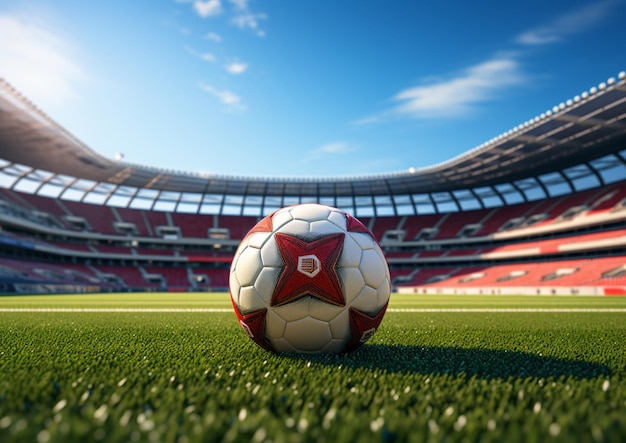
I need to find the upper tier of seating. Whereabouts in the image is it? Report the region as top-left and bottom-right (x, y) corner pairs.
(1, 183), (624, 243)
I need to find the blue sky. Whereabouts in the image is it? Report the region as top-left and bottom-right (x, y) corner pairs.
(0, 0), (624, 178)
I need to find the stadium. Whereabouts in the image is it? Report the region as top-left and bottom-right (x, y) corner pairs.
(1, 70), (625, 442)
(0, 73), (625, 296)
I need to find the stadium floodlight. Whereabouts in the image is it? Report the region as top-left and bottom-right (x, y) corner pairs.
(619, 71), (625, 79)
(598, 82), (607, 90)
(589, 86), (598, 94)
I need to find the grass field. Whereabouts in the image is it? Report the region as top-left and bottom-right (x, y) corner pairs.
(1, 293), (625, 442)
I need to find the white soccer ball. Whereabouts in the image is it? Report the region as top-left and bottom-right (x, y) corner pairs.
(229, 204), (390, 354)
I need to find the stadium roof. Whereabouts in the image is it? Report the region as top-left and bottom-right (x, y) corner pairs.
(1, 73), (625, 217)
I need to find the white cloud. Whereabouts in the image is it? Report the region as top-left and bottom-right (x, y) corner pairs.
(352, 115), (383, 125)
(515, 1), (614, 45)
(185, 46), (218, 63)
(199, 83), (245, 111)
(187, 0), (266, 36)
(302, 142), (355, 163)
(356, 2), (613, 125)
(224, 61), (247, 74)
(229, 0), (248, 10)
(193, 0), (223, 18)
(299, 141), (359, 167)
(318, 142), (352, 154)
(204, 32), (222, 42)
(231, 12), (267, 37)
(0, 14), (85, 106)
(229, 1), (266, 37)
(390, 57), (524, 119)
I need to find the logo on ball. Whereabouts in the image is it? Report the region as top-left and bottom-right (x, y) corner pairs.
(229, 204), (390, 354)
(298, 255), (320, 277)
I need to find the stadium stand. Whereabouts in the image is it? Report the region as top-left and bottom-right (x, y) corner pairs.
(473, 204), (531, 237)
(61, 200), (119, 234)
(432, 209), (491, 239)
(114, 207), (153, 236)
(402, 214), (442, 240)
(1, 175), (625, 293)
(171, 212), (213, 238)
(217, 215), (259, 240)
(1, 73), (625, 294)
(587, 183), (626, 215)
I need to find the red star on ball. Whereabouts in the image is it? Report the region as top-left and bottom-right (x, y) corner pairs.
(343, 304), (388, 353)
(271, 232), (345, 307)
(230, 298), (272, 351)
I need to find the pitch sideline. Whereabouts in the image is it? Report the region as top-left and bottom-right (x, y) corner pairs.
(1, 308), (625, 313)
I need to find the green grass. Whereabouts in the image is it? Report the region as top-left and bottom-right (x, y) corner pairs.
(1, 293), (625, 442)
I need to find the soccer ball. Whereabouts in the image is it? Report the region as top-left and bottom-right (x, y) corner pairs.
(229, 204), (390, 354)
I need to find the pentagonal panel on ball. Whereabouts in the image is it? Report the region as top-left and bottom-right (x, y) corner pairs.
(328, 309), (349, 339)
(234, 246), (263, 287)
(265, 309), (287, 340)
(270, 337), (297, 354)
(260, 237), (283, 267)
(271, 209), (293, 232)
(289, 204), (331, 223)
(283, 317), (333, 353)
(339, 267), (366, 305)
(360, 249), (388, 288)
(321, 338), (346, 354)
(309, 220), (343, 237)
(273, 297), (311, 322)
(349, 231), (376, 251)
(238, 285), (266, 314)
(254, 267), (281, 305)
(277, 220), (312, 238)
(376, 278), (391, 307)
(246, 231), (272, 250)
(340, 234), (363, 268)
(350, 285), (379, 315)
(229, 270), (241, 297)
(372, 245), (388, 267)
(308, 297), (345, 322)
(327, 209), (347, 230)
